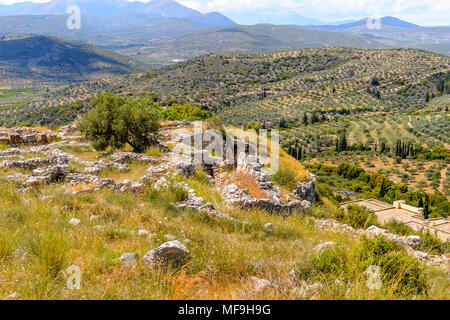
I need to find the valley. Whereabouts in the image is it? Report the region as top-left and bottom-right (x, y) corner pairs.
(0, 0), (448, 303)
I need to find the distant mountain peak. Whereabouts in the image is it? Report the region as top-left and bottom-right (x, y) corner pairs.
(0, 0), (235, 26)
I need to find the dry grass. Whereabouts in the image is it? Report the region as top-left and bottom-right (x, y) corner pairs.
(223, 170), (270, 200)
(99, 162), (150, 182)
(0, 143), (448, 300)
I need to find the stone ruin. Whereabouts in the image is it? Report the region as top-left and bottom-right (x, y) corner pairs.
(1, 122), (318, 216)
(168, 128), (317, 214)
(0, 127), (56, 146)
(216, 153), (314, 214)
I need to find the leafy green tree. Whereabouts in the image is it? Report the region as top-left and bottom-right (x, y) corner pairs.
(244, 121), (262, 133)
(78, 93), (160, 153)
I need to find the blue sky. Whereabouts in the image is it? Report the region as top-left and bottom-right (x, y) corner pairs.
(0, 0), (448, 25)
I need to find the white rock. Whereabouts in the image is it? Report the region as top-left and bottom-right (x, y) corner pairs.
(225, 184), (239, 194)
(406, 235), (422, 248)
(142, 240), (190, 269)
(119, 253), (139, 266)
(366, 225), (388, 236)
(250, 277), (273, 293)
(68, 218), (81, 226)
(263, 223), (274, 233)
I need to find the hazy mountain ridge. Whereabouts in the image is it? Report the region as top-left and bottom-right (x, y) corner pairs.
(0, 0), (235, 27)
(306, 16), (450, 55)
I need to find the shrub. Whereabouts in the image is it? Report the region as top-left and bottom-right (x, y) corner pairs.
(384, 219), (414, 236)
(270, 167), (299, 190)
(295, 245), (349, 282)
(297, 236), (429, 296)
(357, 235), (398, 262)
(436, 201), (450, 218)
(420, 230), (450, 255)
(28, 228), (70, 277)
(144, 183), (188, 205)
(357, 236), (428, 296)
(161, 103), (208, 121)
(342, 204), (379, 229)
(78, 93), (160, 153)
(378, 252), (428, 296)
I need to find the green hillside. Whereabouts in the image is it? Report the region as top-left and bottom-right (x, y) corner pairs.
(0, 35), (148, 88)
(116, 24), (390, 65)
(0, 47), (449, 128)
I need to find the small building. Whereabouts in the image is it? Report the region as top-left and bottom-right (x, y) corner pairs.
(341, 199), (450, 241)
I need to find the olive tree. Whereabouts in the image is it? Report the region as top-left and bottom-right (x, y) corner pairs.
(78, 93), (160, 153)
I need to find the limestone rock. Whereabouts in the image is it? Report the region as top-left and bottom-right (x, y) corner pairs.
(142, 240), (190, 269)
(119, 253), (139, 266)
(250, 277), (273, 293)
(68, 218), (81, 226)
(263, 223), (274, 233)
(406, 235), (422, 249)
(294, 177), (317, 203)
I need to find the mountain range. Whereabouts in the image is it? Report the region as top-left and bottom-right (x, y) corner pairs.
(0, 0), (448, 75)
(0, 0), (235, 26)
(306, 16), (450, 56)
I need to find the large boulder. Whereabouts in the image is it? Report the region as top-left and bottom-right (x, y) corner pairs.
(142, 240), (190, 269)
(294, 178), (317, 203)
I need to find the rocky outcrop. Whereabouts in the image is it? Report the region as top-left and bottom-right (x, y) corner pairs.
(154, 177), (240, 223)
(294, 173), (317, 204)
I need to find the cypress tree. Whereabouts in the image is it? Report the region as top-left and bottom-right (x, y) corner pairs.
(302, 112), (308, 125)
(418, 197), (424, 209)
(423, 196), (430, 220)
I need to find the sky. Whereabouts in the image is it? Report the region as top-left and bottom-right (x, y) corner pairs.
(0, 0), (448, 26)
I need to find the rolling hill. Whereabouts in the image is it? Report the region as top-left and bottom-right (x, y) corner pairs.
(114, 24), (390, 65)
(0, 35), (148, 88)
(1, 47), (448, 127)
